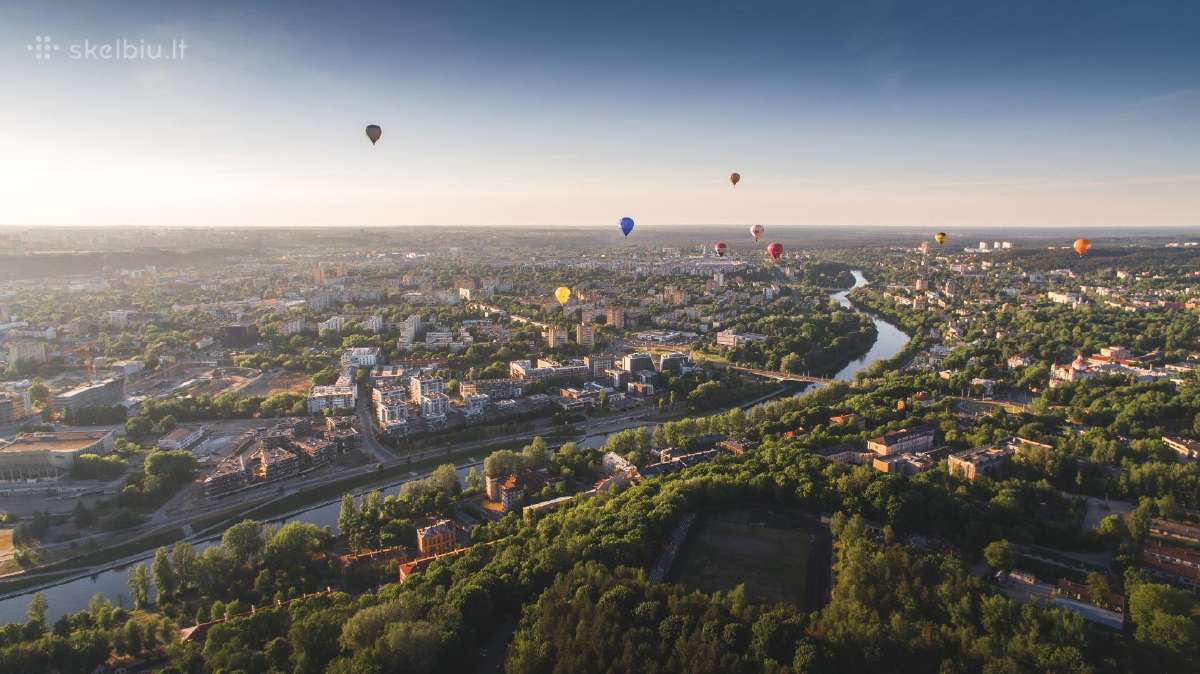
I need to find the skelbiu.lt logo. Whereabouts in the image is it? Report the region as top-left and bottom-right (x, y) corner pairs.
(26, 35), (188, 61)
(27, 35), (60, 60)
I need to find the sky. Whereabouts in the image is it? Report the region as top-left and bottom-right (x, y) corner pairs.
(1, 0), (1198, 229)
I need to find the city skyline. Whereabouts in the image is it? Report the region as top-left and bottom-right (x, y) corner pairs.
(2, 0), (1198, 228)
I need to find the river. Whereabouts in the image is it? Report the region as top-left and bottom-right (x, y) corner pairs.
(830, 270), (911, 381)
(0, 463), (480, 624)
(0, 270), (909, 624)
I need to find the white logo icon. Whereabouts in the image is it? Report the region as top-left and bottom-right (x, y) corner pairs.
(27, 35), (60, 60)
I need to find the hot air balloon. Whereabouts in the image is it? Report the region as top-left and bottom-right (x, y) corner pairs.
(766, 242), (783, 260)
(934, 232), (947, 246)
(619, 217), (635, 237)
(365, 125), (382, 145)
(554, 287), (571, 306)
(714, 242), (727, 257)
(729, 172), (741, 186)
(1073, 238), (1092, 257)
(750, 224), (765, 242)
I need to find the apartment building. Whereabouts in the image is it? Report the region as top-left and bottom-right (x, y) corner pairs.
(866, 424), (936, 456)
(52, 378), (125, 413)
(307, 385), (356, 414)
(948, 444), (1014, 481)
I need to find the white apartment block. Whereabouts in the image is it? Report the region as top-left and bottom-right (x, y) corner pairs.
(307, 385), (356, 414)
(318, 315), (348, 333)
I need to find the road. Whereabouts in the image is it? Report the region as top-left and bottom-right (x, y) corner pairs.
(995, 580), (1124, 630)
(0, 456), (488, 604)
(354, 390), (397, 465)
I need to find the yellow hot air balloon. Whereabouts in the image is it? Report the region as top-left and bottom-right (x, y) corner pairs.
(1073, 238), (1092, 257)
(554, 286), (571, 306)
(934, 232), (947, 246)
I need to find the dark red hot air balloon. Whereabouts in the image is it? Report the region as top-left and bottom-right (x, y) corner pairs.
(714, 242), (727, 257)
(766, 242), (783, 260)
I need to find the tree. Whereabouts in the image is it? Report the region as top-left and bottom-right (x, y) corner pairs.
(1128, 581), (1200, 656)
(465, 467), (483, 492)
(158, 414), (178, 433)
(1096, 513), (1129, 544)
(27, 379), (49, 404)
(171, 542), (198, 592)
(126, 415), (153, 437)
(430, 463), (461, 496)
(221, 520), (264, 564)
(72, 500), (96, 528)
(983, 539), (1014, 572)
(338, 493), (358, 536)
(129, 563), (151, 609)
(152, 546), (177, 601)
(1085, 571), (1111, 606)
(25, 592), (48, 626)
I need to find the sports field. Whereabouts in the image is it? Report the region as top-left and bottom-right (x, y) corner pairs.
(670, 507), (819, 608)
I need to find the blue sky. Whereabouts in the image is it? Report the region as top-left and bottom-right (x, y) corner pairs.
(1, 0), (1197, 227)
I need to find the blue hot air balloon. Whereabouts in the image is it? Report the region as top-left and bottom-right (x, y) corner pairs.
(619, 217), (635, 237)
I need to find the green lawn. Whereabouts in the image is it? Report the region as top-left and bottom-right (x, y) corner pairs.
(671, 508), (814, 608)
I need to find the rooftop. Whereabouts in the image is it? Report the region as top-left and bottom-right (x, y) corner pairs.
(0, 430), (113, 454)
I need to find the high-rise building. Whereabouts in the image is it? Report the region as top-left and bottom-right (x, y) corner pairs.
(545, 325), (569, 348)
(576, 323), (595, 348)
(622, 353), (655, 373)
(318, 316), (347, 333)
(399, 314), (422, 349)
(6, 341), (47, 366)
(585, 354), (614, 378)
(607, 306), (626, 329)
(409, 376), (445, 403)
(0, 391), (27, 424)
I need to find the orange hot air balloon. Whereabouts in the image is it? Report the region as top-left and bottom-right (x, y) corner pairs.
(1073, 238), (1092, 257)
(365, 124), (382, 145)
(554, 286), (571, 306)
(766, 241), (783, 260)
(729, 172), (741, 186)
(714, 242), (728, 257)
(934, 232), (947, 246)
(750, 224), (765, 242)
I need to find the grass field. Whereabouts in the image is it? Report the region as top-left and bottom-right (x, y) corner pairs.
(262, 371), (313, 396)
(0, 529), (14, 572)
(670, 508), (816, 607)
